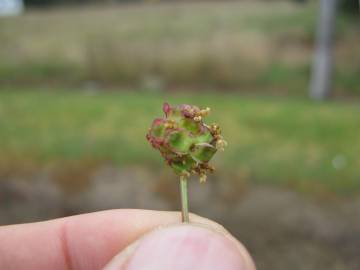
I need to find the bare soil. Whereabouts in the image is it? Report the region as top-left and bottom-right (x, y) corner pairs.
(1, 165), (359, 270)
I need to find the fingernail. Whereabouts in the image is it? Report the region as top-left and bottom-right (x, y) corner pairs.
(106, 225), (248, 270)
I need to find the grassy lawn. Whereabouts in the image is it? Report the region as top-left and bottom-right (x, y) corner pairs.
(0, 1), (358, 95)
(0, 88), (359, 195)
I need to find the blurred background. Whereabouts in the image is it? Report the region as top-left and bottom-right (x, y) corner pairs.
(0, 0), (359, 269)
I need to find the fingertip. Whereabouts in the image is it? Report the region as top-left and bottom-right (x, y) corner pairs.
(105, 224), (256, 270)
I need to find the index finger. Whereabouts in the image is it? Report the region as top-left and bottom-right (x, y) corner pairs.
(0, 209), (220, 270)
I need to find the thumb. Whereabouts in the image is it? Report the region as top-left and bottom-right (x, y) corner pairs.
(104, 224), (256, 270)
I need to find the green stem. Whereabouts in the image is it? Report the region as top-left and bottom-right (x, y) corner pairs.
(179, 175), (189, 223)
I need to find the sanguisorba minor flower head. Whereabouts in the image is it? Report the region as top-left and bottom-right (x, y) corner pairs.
(146, 102), (227, 183)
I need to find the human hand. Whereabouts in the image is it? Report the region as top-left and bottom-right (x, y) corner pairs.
(0, 209), (256, 270)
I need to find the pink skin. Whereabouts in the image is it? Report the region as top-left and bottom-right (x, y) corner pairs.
(0, 210), (256, 270)
(123, 226), (249, 270)
(0, 210), (188, 270)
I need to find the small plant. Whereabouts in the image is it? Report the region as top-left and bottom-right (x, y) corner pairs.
(146, 102), (227, 222)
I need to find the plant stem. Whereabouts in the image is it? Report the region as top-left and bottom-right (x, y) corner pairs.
(179, 175), (189, 222)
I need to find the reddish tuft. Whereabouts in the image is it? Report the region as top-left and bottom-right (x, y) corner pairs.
(152, 118), (165, 126)
(163, 102), (171, 117)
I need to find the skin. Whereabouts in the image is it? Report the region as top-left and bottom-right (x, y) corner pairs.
(0, 209), (255, 270)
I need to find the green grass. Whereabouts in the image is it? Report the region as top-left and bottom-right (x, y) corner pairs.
(0, 1), (359, 95)
(0, 88), (359, 195)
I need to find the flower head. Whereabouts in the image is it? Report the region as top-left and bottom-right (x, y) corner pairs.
(146, 102), (227, 182)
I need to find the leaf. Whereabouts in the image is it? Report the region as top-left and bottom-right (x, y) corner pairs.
(194, 130), (213, 144)
(166, 130), (194, 153)
(170, 156), (194, 175)
(190, 143), (217, 163)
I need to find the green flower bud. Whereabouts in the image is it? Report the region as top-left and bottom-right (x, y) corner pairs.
(146, 102), (227, 182)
